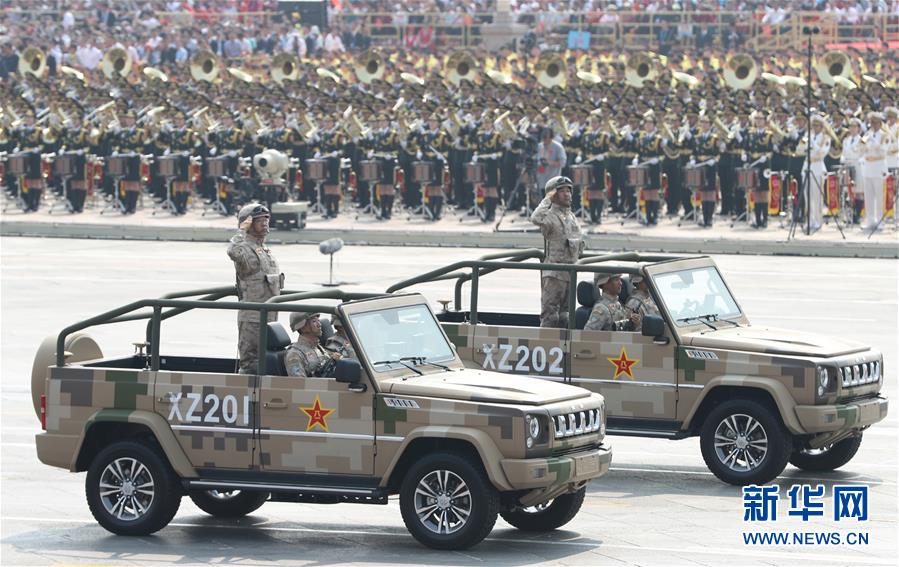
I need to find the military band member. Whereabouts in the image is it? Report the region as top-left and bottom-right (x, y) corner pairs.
(12, 114), (45, 212)
(637, 111), (664, 226)
(743, 111), (775, 228)
(535, 128), (566, 202)
(167, 113), (202, 214)
(286, 312), (341, 377)
(372, 115), (399, 219)
(797, 115), (831, 231)
(860, 112), (889, 231)
(690, 114), (720, 228)
(61, 115), (90, 212)
(840, 117), (864, 223)
(884, 107), (899, 172)
(112, 110), (146, 214)
(584, 273), (640, 332)
(718, 108), (743, 217)
(476, 124), (503, 222)
(624, 274), (660, 332)
(531, 176), (584, 328)
(228, 204), (284, 374)
(317, 118), (344, 219)
(420, 115), (447, 220)
(581, 115), (609, 224)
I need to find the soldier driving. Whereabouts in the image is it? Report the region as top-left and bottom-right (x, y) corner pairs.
(325, 318), (357, 359)
(584, 273), (640, 331)
(227, 203), (284, 374)
(624, 274), (660, 332)
(286, 312), (342, 377)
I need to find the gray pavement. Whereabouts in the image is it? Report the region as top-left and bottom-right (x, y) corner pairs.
(1, 237), (897, 565)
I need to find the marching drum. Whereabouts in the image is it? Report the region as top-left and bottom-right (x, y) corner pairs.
(106, 153), (139, 177)
(464, 162), (485, 184)
(53, 152), (84, 177)
(158, 154), (186, 178)
(304, 158), (328, 181)
(359, 160), (382, 182)
(736, 167), (758, 190)
(206, 156), (233, 178)
(684, 167), (706, 189)
(8, 151), (39, 177)
(626, 165), (648, 187)
(412, 161), (434, 184)
(570, 164), (593, 187)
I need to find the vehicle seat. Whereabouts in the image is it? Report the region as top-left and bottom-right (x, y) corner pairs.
(620, 278), (633, 305)
(575, 280), (598, 330)
(319, 316), (335, 348)
(265, 322), (293, 376)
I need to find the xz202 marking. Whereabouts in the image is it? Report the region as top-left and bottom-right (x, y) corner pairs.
(481, 344), (564, 375)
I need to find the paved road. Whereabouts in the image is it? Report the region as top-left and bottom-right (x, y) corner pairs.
(1, 237), (896, 565)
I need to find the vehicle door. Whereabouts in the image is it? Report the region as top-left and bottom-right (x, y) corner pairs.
(454, 322), (569, 384)
(257, 322), (375, 477)
(154, 370), (257, 471)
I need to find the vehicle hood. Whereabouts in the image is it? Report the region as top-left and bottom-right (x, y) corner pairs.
(686, 325), (869, 358)
(381, 368), (590, 405)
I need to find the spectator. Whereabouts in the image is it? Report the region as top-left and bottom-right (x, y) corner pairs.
(76, 40), (103, 71)
(324, 28), (346, 52)
(223, 32), (244, 59)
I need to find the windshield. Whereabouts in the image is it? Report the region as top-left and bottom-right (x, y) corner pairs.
(653, 266), (741, 326)
(349, 304), (455, 372)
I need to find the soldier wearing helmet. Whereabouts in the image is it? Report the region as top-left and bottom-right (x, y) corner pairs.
(227, 203), (284, 374)
(286, 312), (341, 377)
(530, 175), (584, 328)
(585, 273), (640, 331)
(325, 318), (357, 359)
(624, 274), (660, 332)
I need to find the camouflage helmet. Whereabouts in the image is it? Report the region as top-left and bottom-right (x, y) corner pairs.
(237, 203), (271, 224)
(631, 274), (644, 285)
(290, 311), (320, 331)
(594, 272), (622, 286)
(545, 175), (573, 193)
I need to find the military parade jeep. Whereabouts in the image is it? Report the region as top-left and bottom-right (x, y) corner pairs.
(389, 249), (889, 486)
(31, 288), (611, 550)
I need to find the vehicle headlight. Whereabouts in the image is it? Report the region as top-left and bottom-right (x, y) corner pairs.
(817, 366), (829, 396)
(525, 415), (540, 448)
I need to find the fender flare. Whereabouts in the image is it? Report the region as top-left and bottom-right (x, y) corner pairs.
(380, 426), (513, 491)
(681, 375), (806, 434)
(74, 409), (197, 478)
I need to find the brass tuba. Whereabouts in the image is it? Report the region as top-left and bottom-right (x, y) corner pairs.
(101, 47), (132, 80)
(535, 53), (566, 89)
(354, 49), (384, 84)
(18, 47), (47, 78)
(446, 51), (477, 86)
(190, 50), (220, 82)
(815, 50), (851, 86)
(723, 53), (757, 90)
(624, 52), (656, 87)
(271, 52), (300, 84)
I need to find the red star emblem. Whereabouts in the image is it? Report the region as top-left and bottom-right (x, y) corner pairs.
(301, 395), (335, 432)
(607, 348), (639, 380)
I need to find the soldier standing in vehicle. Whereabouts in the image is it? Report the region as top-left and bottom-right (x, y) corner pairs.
(286, 312), (341, 377)
(624, 274), (660, 332)
(228, 203), (284, 374)
(531, 176), (584, 328)
(325, 318), (357, 359)
(585, 273), (640, 331)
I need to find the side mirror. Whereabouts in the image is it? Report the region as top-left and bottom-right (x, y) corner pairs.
(641, 315), (667, 340)
(333, 358), (363, 384)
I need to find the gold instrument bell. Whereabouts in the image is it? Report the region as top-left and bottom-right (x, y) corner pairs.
(815, 50), (852, 86)
(723, 54), (757, 90)
(535, 53), (566, 89)
(143, 67), (169, 82)
(101, 47), (132, 80)
(190, 50), (220, 82)
(271, 52), (300, 84)
(354, 49), (384, 84)
(624, 52), (656, 87)
(18, 47), (47, 78)
(446, 51), (477, 86)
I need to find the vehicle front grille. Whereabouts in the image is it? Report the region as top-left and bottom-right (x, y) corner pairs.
(840, 361), (881, 389)
(551, 443), (600, 458)
(553, 408), (602, 439)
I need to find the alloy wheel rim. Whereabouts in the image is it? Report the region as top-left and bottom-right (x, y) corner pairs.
(99, 457), (155, 521)
(713, 413), (769, 472)
(413, 470), (472, 535)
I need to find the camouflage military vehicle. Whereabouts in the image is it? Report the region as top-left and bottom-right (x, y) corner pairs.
(31, 288), (611, 550)
(389, 250), (888, 486)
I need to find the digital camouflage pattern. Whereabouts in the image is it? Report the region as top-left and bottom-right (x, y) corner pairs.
(624, 289), (660, 332)
(584, 294), (632, 331)
(285, 335), (331, 377)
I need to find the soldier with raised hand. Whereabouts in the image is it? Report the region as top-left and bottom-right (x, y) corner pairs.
(286, 312), (341, 377)
(228, 203), (284, 374)
(531, 175), (584, 328)
(624, 274), (660, 332)
(585, 273), (640, 332)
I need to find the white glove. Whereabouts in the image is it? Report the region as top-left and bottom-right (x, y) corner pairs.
(688, 159), (696, 167)
(758, 155), (768, 163)
(164, 148), (171, 156)
(741, 152), (748, 162)
(416, 150), (422, 160)
(314, 151), (321, 158)
(367, 150), (374, 159)
(596, 153), (605, 162)
(575, 155), (582, 164)
(631, 156), (639, 166)
(472, 153), (479, 163)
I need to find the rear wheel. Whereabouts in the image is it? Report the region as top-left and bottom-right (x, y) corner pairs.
(700, 399), (792, 486)
(189, 489), (269, 518)
(86, 441), (181, 535)
(789, 435), (863, 472)
(500, 487), (586, 532)
(399, 452), (499, 550)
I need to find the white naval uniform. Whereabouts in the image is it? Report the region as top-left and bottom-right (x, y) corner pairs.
(799, 131), (830, 230)
(860, 129), (889, 229)
(841, 133), (863, 203)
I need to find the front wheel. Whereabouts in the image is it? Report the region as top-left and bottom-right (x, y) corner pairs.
(700, 400), (792, 486)
(399, 452), (499, 550)
(789, 435), (863, 472)
(86, 441), (182, 535)
(189, 490), (269, 518)
(500, 487), (586, 532)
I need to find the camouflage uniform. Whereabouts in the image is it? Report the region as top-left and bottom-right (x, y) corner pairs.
(531, 193), (584, 328)
(286, 335), (332, 377)
(325, 333), (357, 359)
(624, 289), (660, 332)
(227, 231), (283, 374)
(585, 294), (632, 331)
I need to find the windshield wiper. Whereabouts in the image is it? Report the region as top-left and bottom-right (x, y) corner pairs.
(371, 358), (423, 375)
(677, 314), (719, 330)
(716, 318), (741, 328)
(406, 357), (452, 371)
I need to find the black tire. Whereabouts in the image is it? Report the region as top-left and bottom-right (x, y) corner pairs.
(86, 440), (182, 535)
(789, 435), (863, 472)
(500, 487), (586, 532)
(188, 490), (269, 518)
(399, 452), (499, 550)
(700, 399), (792, 486)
